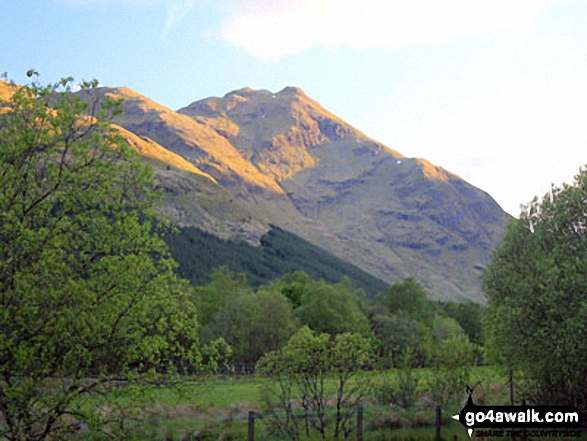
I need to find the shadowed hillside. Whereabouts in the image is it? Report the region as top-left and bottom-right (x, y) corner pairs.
(165, 225), (390, 297)
(0, 80), (508, 301)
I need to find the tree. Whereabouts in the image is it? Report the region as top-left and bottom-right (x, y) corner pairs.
(278, 271), (315, 309)
(483, 170), (587, 410)
(0, 75), (199, 439)
(441, 301), (485, 363)
(330, 333), (373, 438)
(294, 279), (370, 336)
(370, 313), (429, 367)
(192, 266), (251, 328)
(202, 286), (298, 366)
(384, 278), (435, 328)
(440, 301), (484, 346)
(258, 327), (372, 440)
(429, 333), (475, 405)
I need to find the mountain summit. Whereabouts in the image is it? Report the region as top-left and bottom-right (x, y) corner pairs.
(0, 80), (509, 301)
(173, 87), (509, 301)
(106, 85), (508, 301)
(179, 86), (384, 183)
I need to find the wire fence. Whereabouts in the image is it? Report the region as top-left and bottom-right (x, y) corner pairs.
(143, 403), (465, 440)
(88, 367), (513, 439)
(246, 404), (456, 441)
(155, 405), (587, 441)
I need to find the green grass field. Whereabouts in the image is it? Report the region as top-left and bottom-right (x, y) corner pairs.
(74, 367), (585, 440)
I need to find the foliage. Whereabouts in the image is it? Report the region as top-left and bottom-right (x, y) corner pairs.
(428, 333), (475, 405)
(194, 270), (373, 367)
(370, 313), (429, 368)
(391, 350), (421, 408)
(192, 266), (251, 329)
(330, 333), (374, 438)
(427, 316), (475, 405)
(483, 170), (587, 409)
(383, 278), (436, 328)
(200, 337), (233, 374)
(440, 301), (485, 346)
(371, 350), (420, 408)
(278, 271), (315, 308)
(164, 225), (390, 297)
(369, 278), (440, 369)
(0, 75), (199, 440)
(258, 327), (373, 440)
(201, 285), (298, 365)
(290, 277), (370, 336)
(431, 315), (465, 343)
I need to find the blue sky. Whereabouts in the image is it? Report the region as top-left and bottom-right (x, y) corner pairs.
(2, 0), (587, 216)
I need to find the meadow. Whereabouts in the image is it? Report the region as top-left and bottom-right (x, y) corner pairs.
(75, 366), (535, 440)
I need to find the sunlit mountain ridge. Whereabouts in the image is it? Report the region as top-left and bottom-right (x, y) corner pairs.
(0, 80), (510, 301)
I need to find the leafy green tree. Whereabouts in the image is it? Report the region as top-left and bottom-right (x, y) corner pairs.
(202, 287), (298, 365)
(431, 315), (465, 343)
(429, 333), (475, 405)
(384, 278), (436, 328)
(370, 313), (429, 367)
(390, 349), (420, 408)
(277, 271), (315, 308)
(0, 75), (199, 440)
(441, 301), (485, 346)
(440, 301), (485, 364)
(258, 327), (372, 440)
(483, 170), (587, 409)
(192, 266), (251, 328)
(259, 327), (330, 440)
(330, 333), (373, 438)
(389, 314), (474, 405)
(200, 337), (233, 374)
(253, 287), (301, 355)
(294, 279), (370, 336)
(369, 278), (439, 368)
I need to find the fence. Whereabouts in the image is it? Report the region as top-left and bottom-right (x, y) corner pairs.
(104, 368), (504, 439)
(149, 403), (463, 441)
(245, 405), (447, 441)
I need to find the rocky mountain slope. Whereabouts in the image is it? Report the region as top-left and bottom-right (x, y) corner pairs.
(0, 80), (510, 301)
(175, 86), (509, 301)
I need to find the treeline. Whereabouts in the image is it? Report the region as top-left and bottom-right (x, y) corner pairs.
(193, 267), (484, 376)
(164, 225), (390, 297)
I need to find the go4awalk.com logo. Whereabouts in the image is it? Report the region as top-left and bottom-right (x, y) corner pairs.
(452, 387), (583, 438)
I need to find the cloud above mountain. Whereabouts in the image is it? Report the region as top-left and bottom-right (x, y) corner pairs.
(218, 0), (552, 60)
(56, 0), (553, 60)
(56, 0), (197, 35)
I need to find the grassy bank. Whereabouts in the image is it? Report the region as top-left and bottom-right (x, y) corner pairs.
(70, 366), (519, 439)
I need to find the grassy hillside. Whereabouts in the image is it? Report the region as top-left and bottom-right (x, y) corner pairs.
(164, 225), (390, 297)
(67, 82), (510, 302)
(178, 86), (509, 301)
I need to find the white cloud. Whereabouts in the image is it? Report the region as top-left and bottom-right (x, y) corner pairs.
(219, 0), (552, 61)
(56, 0), (196, 35)
(161, 0), (197, 36)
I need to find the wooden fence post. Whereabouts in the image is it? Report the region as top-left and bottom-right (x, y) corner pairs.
(248, 411), (255, 441)
(357, 406), (363, 441)
(509, 368), (514, 405)
(435, 405), (441, 441)
(521, 399), (526, 440)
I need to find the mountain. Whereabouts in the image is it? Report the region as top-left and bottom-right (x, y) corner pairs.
(74, 86), (275, 243)
(85, 85), (510, 301)
(0, 80), (509, 301)
(176, 87), (509, 301)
